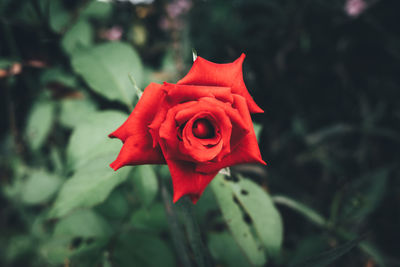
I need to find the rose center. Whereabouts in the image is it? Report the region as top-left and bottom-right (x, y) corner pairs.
(192, 119), (214, 139)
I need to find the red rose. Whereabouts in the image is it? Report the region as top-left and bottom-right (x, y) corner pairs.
(109, 54), (265, 203)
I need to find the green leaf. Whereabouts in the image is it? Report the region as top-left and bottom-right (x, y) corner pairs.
(5, 235), (33, 262)
(290, 237), (362, 267)
(113, 232), (175, 267)
(11, 2), (42, 26)
(49, 0), (70, 33)
(289, 235), (330, 266)
(132, 165), (158, 207)
(0, 59), (13, 69)
(40, 236), (108, 265)
(210, 175), (267, 266)
(40, 67), (78, 88)
(208, 232), (250, 267)
(81, 1), (113, 19)
(96, 188), (129, 219)
(253, 122), (263, 142)
(59, 97), (97, 129)
(66, 110), (127, 170)
(230, 175), (283, 257)
(48, 157), (131, 218)
(2, 175), (24, 201)
(25, 101), (55, 151)
(194, 186), (219, 225)
(273, 195), (327, 227)
(359, 241), (387, 267)
(53, 209), (112, 238)
(69, 239), (108, 266)
(305, 124), (354, 146)
(130, 203), (168, 232)
(71, 42), (143, 108)
(40, 237), (71, 264)
(341, 168), (389, 222)
(61, 19), (93, 55)
(1, 234), (34, 266)
(31, 213), (51, 239)
(20, 170), (62, 205)
(50, 146), (63, 174)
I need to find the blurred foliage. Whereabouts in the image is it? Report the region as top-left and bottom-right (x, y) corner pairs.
(189, 0), (400, 266)
(0, 0), (399, 266)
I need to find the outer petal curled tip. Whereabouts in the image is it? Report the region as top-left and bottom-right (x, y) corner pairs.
(162, 157), (219, 204)
(108, 82), (167, 168)
(108, 131), (119, 139)
(109, 161), (122, 171)
(251, 103), (264, 114)
(235, 53), (246, 64)
(110, 136), (165, 171)
(235, 53), (264, 114)
(172, 192), (200, 204)
(109, 82), (165, 142)
(172, 190), (186, 203)
(189, 194), (200, 204)
(177, 53), (263, 114)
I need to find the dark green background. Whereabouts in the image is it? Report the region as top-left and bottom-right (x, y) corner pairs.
(1, 0), (399, 266)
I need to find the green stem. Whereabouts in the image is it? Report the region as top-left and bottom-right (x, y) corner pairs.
(272, 195), (327, 227)
(177, 196), (212, 267)
(160, 181), (192, 267)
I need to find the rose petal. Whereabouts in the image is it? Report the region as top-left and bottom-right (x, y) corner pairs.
(189, 116), (221, 147)
(160, 99), (235, 162)
(109, 83), (166, 166)
(177, 54), (264, 113)
(196, 95), (266, 173)
(177, 106), (231, 161)
(197, 97), (249, 151)
(148, 104), (169, 148)
(110, 136), (165, 170)
(163, 158), (219, 203)
(158, 101), (198, 160)
(163, 83), (233, 104)
(109, 82), (164, 142)
(180, 113), (223, 162)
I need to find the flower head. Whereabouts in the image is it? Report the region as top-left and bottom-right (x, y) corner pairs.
(109, 54), (265, 203)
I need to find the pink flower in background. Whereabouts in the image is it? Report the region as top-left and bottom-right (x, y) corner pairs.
(166, 0), (192, 18)
(345, 0), (367, 17)
(160, 0), (192, 31)
(99, 26), (123, 41)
